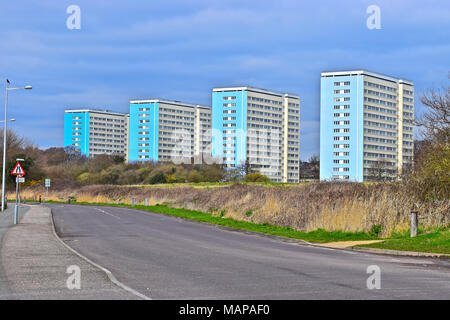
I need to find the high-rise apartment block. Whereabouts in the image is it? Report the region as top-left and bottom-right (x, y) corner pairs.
(320, 70), (414, 182)
(211, 87), (301, 183)
(64, 109), (129, 158)
(128, 99), (212, 163)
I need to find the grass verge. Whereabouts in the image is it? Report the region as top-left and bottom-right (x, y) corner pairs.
(358, 227), (450, 254)
(47, 200), (376, 243)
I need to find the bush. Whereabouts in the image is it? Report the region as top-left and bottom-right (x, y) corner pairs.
(148, 172), (166, 184)
(187, 170), (203, 183)
(369, 224), (383, 237)
(244, 172), (270, 183)
(165, 174), (177, 184)
(202, 165), (225, 182)
(77, 172), (91, 184)
(406, 142), (450, 200)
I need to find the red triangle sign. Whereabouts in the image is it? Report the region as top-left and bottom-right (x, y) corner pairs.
(11, 162), (25, 176)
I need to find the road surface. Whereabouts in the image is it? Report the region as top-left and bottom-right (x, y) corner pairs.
(51, 204), (450, 299)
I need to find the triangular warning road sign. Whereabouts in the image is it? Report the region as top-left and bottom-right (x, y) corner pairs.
(11, 162), (25, 176)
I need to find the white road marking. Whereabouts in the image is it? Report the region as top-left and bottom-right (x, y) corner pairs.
(94, 208), (122, 220)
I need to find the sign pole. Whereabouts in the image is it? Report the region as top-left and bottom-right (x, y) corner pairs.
(14, 176), (19, 224)
(11, 161), (26, 224)
(45, 179), (51, 201)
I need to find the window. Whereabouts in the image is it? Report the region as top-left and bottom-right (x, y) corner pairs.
(333, 167), (349, 172)
(334, 113), (350, 117)
(333, 136), (350, 141)
(333, 152), (349, 156)
(334, 128), (350, 133)
(334, 105), (350, 110)
(334, 89), (350, 94)
(333, 159), (349, 164)
(333, 144), (350, 149)
(334, 120), (350, 125)
(334, 97), (350, 102)
(334, 81), (350, 86)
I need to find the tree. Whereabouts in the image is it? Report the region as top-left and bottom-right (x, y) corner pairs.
(112, 155), (125, 164)
(244, 158), (254, 175)
(405, 85), (449, 200)
(5, 154), (43, 185)
(416, 86), (449, 143)
(366, 159), (394, 181)
(299, 155), (320, 180)
(64, 146), (86, 164)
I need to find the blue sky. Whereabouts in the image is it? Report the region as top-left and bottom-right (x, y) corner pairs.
(0, 0), (448, 160)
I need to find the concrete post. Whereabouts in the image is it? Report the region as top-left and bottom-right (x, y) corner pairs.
(145, 198), (149, 206)
(410, 211), (418, 237)
(131, 198), (135, 207)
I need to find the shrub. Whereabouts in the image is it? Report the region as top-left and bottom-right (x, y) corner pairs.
(369, 224), (383, 237)
(165, 174), (177, 184)
(187, 170), (203, 183)
(148, 172), (166, 184)
(77, 172), (91, 184)
(244, 172), (270, 183)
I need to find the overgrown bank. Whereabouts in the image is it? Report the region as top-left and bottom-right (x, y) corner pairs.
(17, 182), (450, 237)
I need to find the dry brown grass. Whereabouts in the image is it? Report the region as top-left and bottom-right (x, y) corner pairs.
(19, 182), (450, 237)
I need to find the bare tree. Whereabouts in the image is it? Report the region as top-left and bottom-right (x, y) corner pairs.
(366, 158), (395, 181)
(299, 155), (319, 180)
(0, 129), (25, 157)
(416, 86), (450, 143)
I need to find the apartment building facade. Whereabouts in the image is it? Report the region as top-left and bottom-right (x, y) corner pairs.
(211, 87), (300, 183)
(128, 99), (212, 163)
(64, 109), (129, 158)
(320, 70), (414, 182)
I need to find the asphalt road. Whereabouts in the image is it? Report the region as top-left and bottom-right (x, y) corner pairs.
(51, 204), (450, 299)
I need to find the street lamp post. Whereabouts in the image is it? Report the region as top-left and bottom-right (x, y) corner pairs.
(2, 79), (32, 212)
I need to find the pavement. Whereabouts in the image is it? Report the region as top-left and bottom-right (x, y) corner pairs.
(0, 204), (138, 299)
(0, 203), (29, 298)
(50, 204), (450, 300)
(314, 240), (384, 249)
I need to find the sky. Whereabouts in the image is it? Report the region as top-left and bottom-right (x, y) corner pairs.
(0, 0), (448, 160)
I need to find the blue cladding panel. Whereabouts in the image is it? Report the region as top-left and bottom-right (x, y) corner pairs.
(64, 112), (89, 156)
(129, 102), (159, 162)
(212, 90), (247, 167)
(320, 75), (363, 182)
